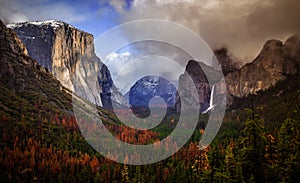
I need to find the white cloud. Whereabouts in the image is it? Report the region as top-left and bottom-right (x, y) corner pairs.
(109, 0), (127, 14)
(103, 41), (191, 94)
(104, 51), (133, 82)
(110, 54), (184, 94)
(0, 0), (89, 24)
(106, 51), (130, 61)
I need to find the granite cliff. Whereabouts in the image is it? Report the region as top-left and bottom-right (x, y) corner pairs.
(7, 20), (124, 108)
(175, 60), (224, 112)
(226, 36), (300, 98)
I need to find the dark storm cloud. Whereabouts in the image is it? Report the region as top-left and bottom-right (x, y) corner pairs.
(110, 0), (300, 62)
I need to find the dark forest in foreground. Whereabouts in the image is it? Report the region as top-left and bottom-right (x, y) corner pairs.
(1, 74), (300, 182)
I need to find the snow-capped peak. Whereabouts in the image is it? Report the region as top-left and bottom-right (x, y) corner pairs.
(7, 20), (73, 30)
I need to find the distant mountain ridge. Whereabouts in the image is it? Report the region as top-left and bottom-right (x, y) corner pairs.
(226, 35), (300, 98)
(173, 35), (300, 110)
(7, 20), (125, 108)
(6, 20), (300, 110)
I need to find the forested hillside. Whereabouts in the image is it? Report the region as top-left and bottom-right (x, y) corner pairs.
(1, 19), (300, 182)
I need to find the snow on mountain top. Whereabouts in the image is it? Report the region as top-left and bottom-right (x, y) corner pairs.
(7, 20), (74, 30)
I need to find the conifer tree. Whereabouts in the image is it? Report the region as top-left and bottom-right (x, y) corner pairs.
(191, 145), (210, 182)
(277, 118), (300, 182)
(132, 166), (145, 183)
(225, 142), (242, 182)
(121, 164), (130, 183)
(264, 134), (278, 182)
(210, 145), (229, 182)
(121, 156), (130, 183)
(237, 108), (267, 183)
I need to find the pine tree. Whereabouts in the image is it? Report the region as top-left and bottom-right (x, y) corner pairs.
(277, 118), (300, 182)
(78, 165), (93, 183)
(264, 134), (278, 182)
(210, 145), (229, 182)
(237, 109), (267, 183)
(121, 156), (130, 183)
(225, 142), (242, 182)
(132, 166), (145, 183)
(191, 145), (211, 182)
(121, 164), (130, 183)
(94, 171), (101, 183)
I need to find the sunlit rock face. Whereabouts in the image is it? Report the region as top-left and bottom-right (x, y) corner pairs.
(8, 20), (124, 108)
(225, 35), (300, 98)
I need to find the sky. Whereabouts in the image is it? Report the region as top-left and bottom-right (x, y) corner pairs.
(0, 0), (128, 36)
(1, 0), (300, 60)
(1, 0), (300, 92)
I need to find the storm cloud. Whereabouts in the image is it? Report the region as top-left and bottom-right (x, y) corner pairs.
(112, 0), (300, 62)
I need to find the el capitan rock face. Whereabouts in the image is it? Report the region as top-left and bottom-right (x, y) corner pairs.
(7, 20), (124, 108)
(225, 36), (300, 98)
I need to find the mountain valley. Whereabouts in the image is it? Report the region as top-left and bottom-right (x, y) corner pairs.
(1, 19), (300, 182)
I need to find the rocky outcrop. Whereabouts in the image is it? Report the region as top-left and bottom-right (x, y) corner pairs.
(225, 36), (300, 98)
(284, 35), (300, 65)
(175, 60), (222, 112)
(0, 20), (49, 82)
(7, 20), (123, 108)
(0, 22), (28, 57)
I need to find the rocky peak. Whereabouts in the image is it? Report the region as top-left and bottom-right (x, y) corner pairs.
(7, 20), (124, 108)
(1, 21), (28, 57)
(0, 20), (57, 93)
(7, 20), (93, 74)
(284, 35), (300, 65)
(260, 39), (283, 55)
(7, 20), (70, 30)
(213, 48), (239, 75)
(175, 59), (227, 111)
(175, 60), (213, 112)
(225, 35), (300, 98)
(185, 60), (208, 82)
